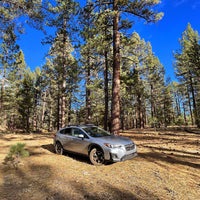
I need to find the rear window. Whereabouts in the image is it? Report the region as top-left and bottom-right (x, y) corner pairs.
(60, 128), (72, 135)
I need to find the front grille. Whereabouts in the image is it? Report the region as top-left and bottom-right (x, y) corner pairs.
(125, 143), (135, 151)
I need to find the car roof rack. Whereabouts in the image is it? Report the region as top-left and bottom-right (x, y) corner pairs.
(67, 125), (79, 127)
(79, 124), (95, 127)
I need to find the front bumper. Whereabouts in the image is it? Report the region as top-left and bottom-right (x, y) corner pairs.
(107, 144), (137, 162)
(120, 152), (138, 161)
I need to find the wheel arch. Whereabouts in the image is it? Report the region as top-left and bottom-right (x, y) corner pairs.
(55, 140), (63, 146)
(88, 143), (104, 155)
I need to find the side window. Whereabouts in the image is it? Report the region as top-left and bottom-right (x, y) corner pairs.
(65, 128), (72, 135)
(60, 128), (72, 135)
(72, 128), (84, 137)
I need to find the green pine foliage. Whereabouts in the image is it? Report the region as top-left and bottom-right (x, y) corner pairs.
(4, 142), (29, 169)
(174, 23), (200, 128)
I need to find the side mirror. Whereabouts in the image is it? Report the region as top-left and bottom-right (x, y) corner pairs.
(78, 134), (84, 139)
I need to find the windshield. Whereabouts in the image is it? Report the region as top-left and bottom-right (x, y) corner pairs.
(83, 126), (111, 137)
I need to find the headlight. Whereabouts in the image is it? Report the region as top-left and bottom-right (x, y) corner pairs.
(104, 143), (123, 148)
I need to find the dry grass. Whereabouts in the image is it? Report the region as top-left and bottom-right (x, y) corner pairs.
(0, 128), (200, 200)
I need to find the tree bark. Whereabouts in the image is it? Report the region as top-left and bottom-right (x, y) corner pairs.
(68, 92), (72, 125)
(138, 94), (144, 129)
(111, 0), (120, 135)
(183, 102), (187, 125)
(61, 13), (68, 128)
(151, 84), (154, 119)
(187, 89), (194, 125)
(0, 67), (6, 113)
(189, 72), (198, 127)
(104, 50), (109, 130)
(40, 90), (46, 130)
(86, 55), (91, 124)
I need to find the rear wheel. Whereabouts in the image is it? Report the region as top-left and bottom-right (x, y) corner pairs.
(89, 148), (104, 166)
(55, 142), (63, 155)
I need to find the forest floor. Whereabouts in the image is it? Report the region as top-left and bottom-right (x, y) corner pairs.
(0, 127), (200, 200)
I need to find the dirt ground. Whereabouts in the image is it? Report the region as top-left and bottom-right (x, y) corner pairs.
(0, 128), (200, 200)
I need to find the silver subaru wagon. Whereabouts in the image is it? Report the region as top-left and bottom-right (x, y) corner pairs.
(53, 124), (137, 165)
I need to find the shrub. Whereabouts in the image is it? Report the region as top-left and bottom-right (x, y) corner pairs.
(4, 143), (29, 169)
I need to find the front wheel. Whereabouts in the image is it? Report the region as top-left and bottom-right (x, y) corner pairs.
(55, 142), (63, 155)
(89, 148), (105, 166)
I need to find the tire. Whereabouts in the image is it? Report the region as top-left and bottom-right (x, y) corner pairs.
(89, 148), (105, 166)
(55, 142), (63, 155)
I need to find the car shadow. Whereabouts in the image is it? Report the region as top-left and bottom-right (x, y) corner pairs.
(41, 144), (113, 166)
(41, 144), (55, 153)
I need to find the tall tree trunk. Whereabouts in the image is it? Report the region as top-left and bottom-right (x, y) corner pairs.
(187, 90), (194, 125)
(151, 84), (154, 119)
(0, 67), (6, 113)
(120, 102), (125, 131)
(40, 91), (46, 130)
(138, 94), (144, 129)
(104, 50), (109, 130)
(127, 112), (130, 130)
(57, 93), (61, 131)
(68, 92), (72, 125)
(135, 106), (138, 128)
(183, 102), (187, 125)
(189, 72), (198, 127)
(111, 0), (120, 135)
(61, 81), (66, 128)
(49, 102), (52, 132)
(61, 14), (67, 128)
(33, 93), (37, 132)
(86, 55), (91, 124)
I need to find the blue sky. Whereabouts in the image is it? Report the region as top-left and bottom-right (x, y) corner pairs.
(18, 0), (200, 81)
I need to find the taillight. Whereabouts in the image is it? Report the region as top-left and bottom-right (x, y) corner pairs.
(54, 134), (56, 137)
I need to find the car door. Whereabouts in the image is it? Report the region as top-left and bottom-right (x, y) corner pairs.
(69, 128), (91, 155)
(60, 128), (73, 151)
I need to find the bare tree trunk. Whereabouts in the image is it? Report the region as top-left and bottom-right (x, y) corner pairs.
(61, 81), (66, 128)
(135, 107), (138, 128)
(61, 14), (68, 128)
(187, 90), (194, 125)
(183, 102), (187, 125)
(68, 92), (72, 125)
(33, 93), (38, 132)
(0, 67), (6, 113)
(86, 56), (91, 124)
(104, 50), (109, 130)
(48, 103), (52, 132)
(127, 112), (130, 129)
(189, 72), (199, 127)
(40, 91), (46, 130)
(57, 93), (61, 131)
(111, 0), (120, 135)
(151, 84), (155, 119)
(138, 94), (144, 129)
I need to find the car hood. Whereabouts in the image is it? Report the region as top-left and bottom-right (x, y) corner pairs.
(94, 135), (133, 145)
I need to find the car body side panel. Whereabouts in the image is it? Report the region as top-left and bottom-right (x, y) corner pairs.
(66, 136), (90, 155)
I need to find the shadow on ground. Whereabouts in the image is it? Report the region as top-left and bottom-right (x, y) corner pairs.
(41, 144), (91, 165)
(1, 162), (159, 200)
(139, 151), (200, 169)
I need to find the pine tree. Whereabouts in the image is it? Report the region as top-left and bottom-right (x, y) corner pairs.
(17, 68), (35, 132)
(174, 23), (200, 127)
(44, 0), (79, 129)
(0, 26), (20, 116)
